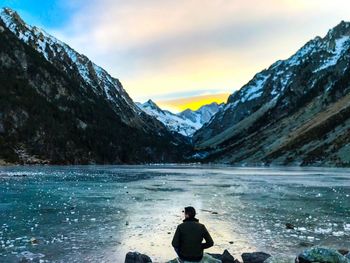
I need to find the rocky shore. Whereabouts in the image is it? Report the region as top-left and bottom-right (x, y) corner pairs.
(125, 247), (350, 263)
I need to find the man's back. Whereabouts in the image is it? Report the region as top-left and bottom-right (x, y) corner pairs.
(172, 218), (214, 262)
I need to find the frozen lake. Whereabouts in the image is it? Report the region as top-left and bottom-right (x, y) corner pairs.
(0, 165), (350, 262)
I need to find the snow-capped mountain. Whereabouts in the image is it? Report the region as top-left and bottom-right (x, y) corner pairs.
(0, 8), (141, 124)
(137, 100), (222, 137)
(0, 8), (190, 164)
(194, 21), (350, 166)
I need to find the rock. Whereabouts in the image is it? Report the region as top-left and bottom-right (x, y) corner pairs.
(168, 253), (221, 263)
(264, 256), (295, 263)
(209, 253), (223, 260)
(296, 247), (350, 263)
(286, 223), (295, 230)
(124, 252), (152, 263)
(222, 250), (238, 263)
(242, 252), (271, 263)
(30, 237), (38, 244)
(338, 249), (349, 256)
(209, 250), (238, 263)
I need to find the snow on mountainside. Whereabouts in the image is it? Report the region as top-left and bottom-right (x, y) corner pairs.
(0, 8), (140, 124)
(0, 7), (191, 164)
(193, 21), (350, 166)
(137, 100), (222, 136)
(195, 21), (350, 146)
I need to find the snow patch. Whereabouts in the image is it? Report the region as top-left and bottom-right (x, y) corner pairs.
(288, 40), (318, 67)
(241, 74), (270, 102)
(314, 36), (350, 72)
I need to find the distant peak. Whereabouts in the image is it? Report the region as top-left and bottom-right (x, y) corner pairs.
(326, 20), (350, 39)
(1, 7), (24, 23)
(2, 7), (14, 14)
(143, 99), (160, 109)
(0, 7), (29, 34)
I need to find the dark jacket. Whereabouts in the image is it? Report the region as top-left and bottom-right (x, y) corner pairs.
(171, 218), (214, 262)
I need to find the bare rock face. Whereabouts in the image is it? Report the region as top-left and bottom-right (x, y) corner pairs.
(193, 21), (350, 167)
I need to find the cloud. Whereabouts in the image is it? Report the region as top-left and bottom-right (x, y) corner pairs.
(50, 0), (350, 101)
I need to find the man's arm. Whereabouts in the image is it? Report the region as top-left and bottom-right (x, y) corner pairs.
(171, 226), (181, 249)
(201, 225), (214, 249)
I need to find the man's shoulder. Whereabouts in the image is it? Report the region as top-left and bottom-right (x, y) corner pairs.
(178, 221), (204, 227)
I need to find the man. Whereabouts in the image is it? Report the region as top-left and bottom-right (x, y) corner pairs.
(172, 206), (214, 262)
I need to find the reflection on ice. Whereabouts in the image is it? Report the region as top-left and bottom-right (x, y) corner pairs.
(0, 165), (349, 262)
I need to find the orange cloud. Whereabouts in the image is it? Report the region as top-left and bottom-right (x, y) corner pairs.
(157, 93), (230, 112)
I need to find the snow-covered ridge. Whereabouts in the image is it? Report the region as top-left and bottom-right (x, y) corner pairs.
(0, 8), (136, 111)
(225, 21), (350, 112)
(137, 100), (222, 137)
(314, 36), (350, 72)
(195, 20), (350, 144)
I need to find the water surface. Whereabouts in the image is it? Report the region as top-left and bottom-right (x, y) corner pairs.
(0, 165), (349, 262)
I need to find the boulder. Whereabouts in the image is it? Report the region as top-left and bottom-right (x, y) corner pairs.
(242, 252), (271, 263)
(296, 247), (350, 263)
(286, 223), (295, 230)
(209, 249), (238, 263)
(264, 256), (295, 263)
(125, 252), (152, 263)
(338, 249), (349, 256)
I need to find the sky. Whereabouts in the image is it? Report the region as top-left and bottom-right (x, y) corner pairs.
(2, 0), (350, 111)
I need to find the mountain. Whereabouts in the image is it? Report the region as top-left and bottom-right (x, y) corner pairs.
(0, 8), (190, 164)
(137, 100), (222, 136)
(194, 21), (350, 166)
(179, 102), (223, 126)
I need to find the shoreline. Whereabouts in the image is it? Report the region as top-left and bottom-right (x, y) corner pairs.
(125, 247), (350, 263)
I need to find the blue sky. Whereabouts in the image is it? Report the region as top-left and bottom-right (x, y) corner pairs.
(1, 0), (72, 27)
(2, 0), (350, 108)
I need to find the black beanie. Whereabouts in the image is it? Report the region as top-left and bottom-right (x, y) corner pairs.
(184, 206), (196, 218)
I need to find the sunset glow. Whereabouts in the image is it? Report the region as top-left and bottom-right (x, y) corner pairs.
(157, 93), (230, 112)
(2, 0), (350, 109)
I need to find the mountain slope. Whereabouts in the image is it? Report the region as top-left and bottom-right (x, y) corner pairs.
(194, 21), (350, 166)
(0, 8), (190, 164)
(137, 100), (222, 136)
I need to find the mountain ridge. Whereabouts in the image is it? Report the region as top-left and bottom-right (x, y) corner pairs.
(137, 100), (222, 137)
(0, 7), (191, 164)
(2, 7), (350, 166)
(193, 20), (350, 166)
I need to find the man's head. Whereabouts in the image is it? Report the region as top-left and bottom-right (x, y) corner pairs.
(184, 206), (196, 219)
